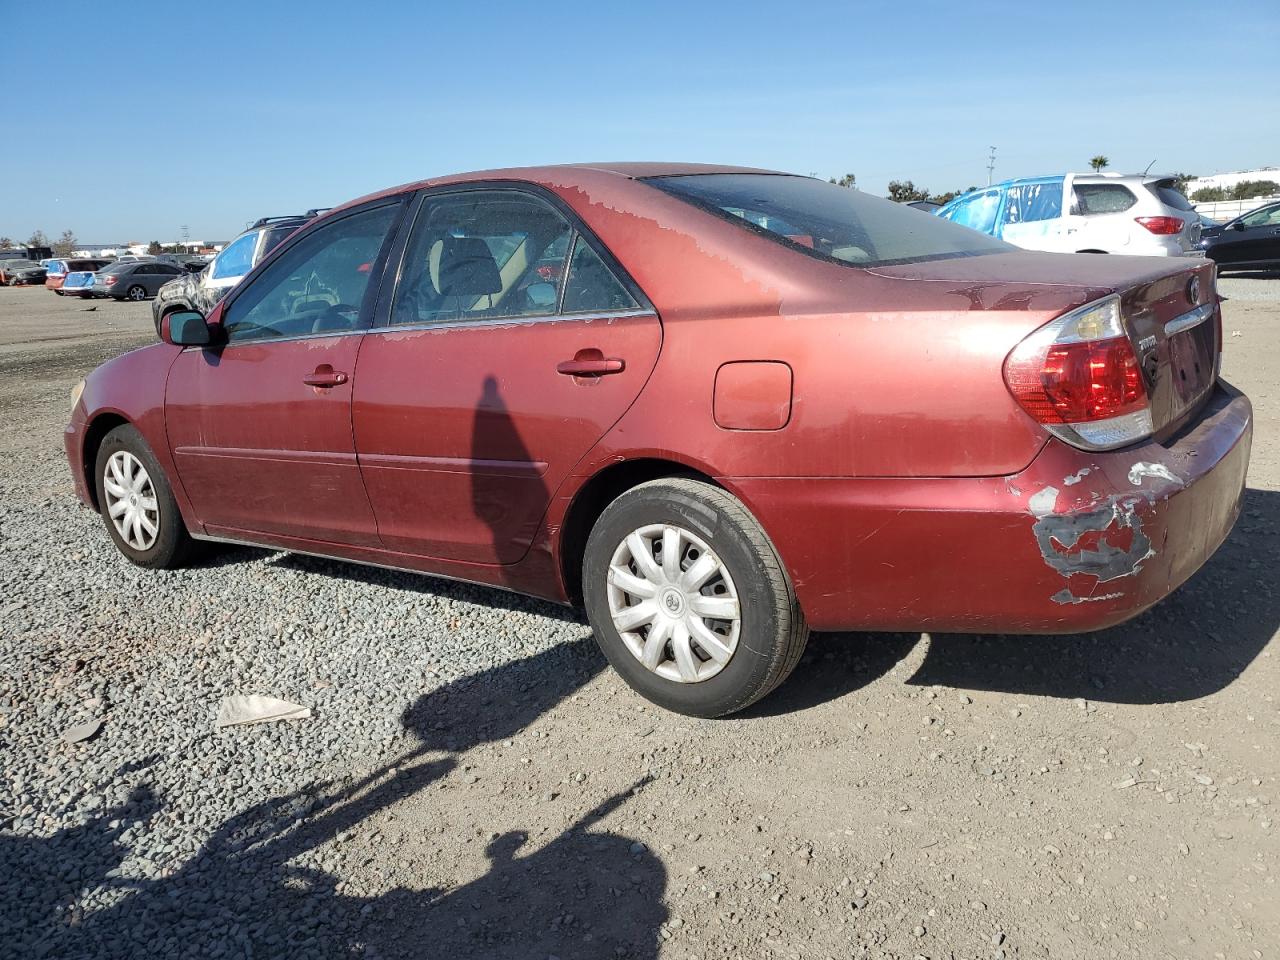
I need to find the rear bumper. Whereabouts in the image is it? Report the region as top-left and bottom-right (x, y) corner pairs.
(728, 382), (1252, 633)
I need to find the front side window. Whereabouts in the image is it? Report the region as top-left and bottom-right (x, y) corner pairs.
(649, 174), (1012, 265)
(1073, 184), (1137, 215)
(210, 232), (258, 280)
(1240, 203), (1280, 228)
(222, 204), (397, 343)
(391, 190), (574, 326)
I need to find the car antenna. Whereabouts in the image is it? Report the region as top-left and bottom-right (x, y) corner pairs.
(1142, 159), (1157, 176)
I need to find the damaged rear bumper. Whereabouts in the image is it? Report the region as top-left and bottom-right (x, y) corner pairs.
(726, 381), (1252, 633)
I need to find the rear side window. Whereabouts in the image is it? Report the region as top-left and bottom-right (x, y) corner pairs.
(1002, 181), (1063, 224)
(562, 237), (639, 314)
(1074, 184), (1137, 215)
(260, 225), (298, 262)
(1147, 181), (1194, 211)
(648, 174), (1011, 266)
(391, 190), (575, 326)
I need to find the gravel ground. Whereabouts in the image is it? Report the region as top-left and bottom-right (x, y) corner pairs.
(1, 279), (1277, 959)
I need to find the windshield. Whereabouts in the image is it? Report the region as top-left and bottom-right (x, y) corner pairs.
(6, 260), (39, 270)
(645, 173), (1013, 267)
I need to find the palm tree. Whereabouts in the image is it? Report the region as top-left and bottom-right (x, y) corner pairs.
(1089, 155), (1109, 172)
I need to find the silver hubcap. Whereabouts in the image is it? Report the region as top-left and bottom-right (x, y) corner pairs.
(103, 451), (159, 551)
(607, 523), (741, 683)
(130, 287), (144, 300)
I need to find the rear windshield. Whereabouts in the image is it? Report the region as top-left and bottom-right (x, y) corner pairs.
(645, 173), (1013, 267)
(1148, 180), (1194, 211)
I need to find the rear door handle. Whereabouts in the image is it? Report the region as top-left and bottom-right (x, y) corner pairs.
(556, 357), (625, 377)
(303, 365), (349, 387)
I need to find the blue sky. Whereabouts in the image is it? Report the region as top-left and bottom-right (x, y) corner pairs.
(2, 0), (1277, 242)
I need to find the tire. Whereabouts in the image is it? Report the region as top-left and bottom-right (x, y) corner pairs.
(126, 285), (147, 301)
(54, 290), (64, 296)
(93, 424), (195, 569)
(582, 478), (808, 717)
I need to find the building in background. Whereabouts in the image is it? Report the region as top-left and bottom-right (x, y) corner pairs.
(1186, 167), (1279, 195)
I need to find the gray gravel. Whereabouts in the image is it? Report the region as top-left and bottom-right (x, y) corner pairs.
(2, 284), (1278, 958)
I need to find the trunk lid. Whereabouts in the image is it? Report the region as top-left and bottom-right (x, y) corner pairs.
(869, 250), (1220, 438)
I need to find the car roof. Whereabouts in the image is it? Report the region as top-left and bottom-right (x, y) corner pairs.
(324, 162), (786, 217)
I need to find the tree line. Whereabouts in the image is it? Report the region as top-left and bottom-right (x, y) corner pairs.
(0, 230), (78, 256)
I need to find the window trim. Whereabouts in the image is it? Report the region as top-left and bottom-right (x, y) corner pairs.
(217, 197), (409, 348)
(373, 181), (655, 334)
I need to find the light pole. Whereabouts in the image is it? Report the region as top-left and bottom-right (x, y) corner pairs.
(987, 146), (997, 186)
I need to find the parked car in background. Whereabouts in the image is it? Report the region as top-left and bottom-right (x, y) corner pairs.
(95, 260), (187, 300)
(936, 173), (1201, 256)
(152, 211), (324, 331)
(68, 164), (1249, 717)
(45, 258), (112, 294)
(0, 259), (48, 285)
(1198, 200), (1280, 271)
(60, 270), (100, 298)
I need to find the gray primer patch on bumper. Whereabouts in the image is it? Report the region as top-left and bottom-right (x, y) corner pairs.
(1051, 588), (1126, 605)
(1032, 496), (1155, 584)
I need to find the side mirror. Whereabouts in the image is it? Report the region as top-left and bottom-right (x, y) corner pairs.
(525, 281), (557, 308)
(164, 310), (211, 346)
(1232, 221), (1246, 231)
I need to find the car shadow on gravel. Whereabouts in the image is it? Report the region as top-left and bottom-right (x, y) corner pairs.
(5, 640), (667, 959)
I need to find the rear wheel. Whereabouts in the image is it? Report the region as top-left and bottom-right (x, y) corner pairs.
(54, 290), (64, 296)
(583, 478), (808, 717)
(94, 424), (195, 569)
(126, 284), (147, 301)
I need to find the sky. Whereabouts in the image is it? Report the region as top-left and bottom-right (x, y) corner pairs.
(2, 0), (1277, 243)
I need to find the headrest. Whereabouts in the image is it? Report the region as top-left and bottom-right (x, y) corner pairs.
(435, 236), (501, 298)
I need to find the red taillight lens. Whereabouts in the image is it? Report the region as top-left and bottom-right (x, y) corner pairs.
(1134, 216), (1183, 235)
(1014, 336), (1145, 423)
(1004, 296), (1154, 450)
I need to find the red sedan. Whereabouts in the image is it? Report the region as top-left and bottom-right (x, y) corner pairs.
(65, 164), (1252, 716)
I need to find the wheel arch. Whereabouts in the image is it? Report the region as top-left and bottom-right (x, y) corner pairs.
(558, 457), (720, 606)
(81, 412), (132, 511)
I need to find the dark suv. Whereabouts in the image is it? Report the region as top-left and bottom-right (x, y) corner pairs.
(152, 211), (328, 332)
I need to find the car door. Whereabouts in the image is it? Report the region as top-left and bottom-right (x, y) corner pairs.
(351, 187), (661, 564)
(164, 201), (403, 545)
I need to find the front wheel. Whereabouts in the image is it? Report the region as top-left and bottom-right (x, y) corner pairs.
(94, 424), (195, 569)
(583, 478), (808, 717)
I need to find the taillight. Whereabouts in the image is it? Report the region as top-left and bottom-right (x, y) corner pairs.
(103, 275), (117, 284)
(1004, 296), (1153, 450)
(1134, 216), (1183, 235)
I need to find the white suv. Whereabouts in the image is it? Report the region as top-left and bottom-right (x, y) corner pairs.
(935, 173), (1201, 256)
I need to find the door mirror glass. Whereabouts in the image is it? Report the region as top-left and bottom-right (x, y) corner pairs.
(1232, 221), (1246, 231)
(166, 310), (211, 346)
(524, 281), (557, 309)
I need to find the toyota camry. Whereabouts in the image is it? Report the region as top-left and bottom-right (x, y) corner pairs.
(65, 164), (1253, 716)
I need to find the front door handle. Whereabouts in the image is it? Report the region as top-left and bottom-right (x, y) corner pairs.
(557, 349), (625, 377)
(303, 364), (349, 387)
